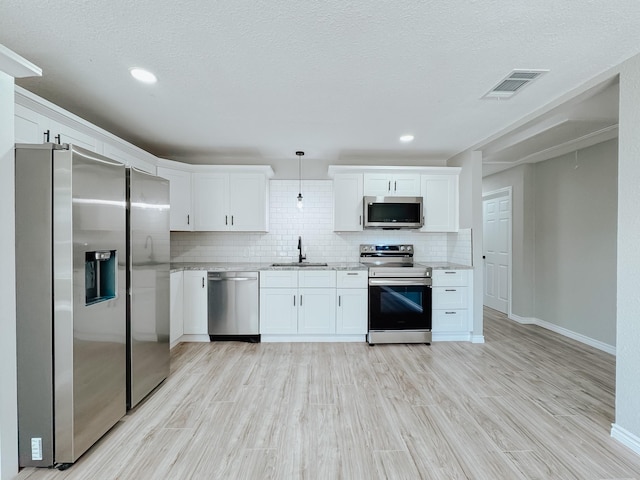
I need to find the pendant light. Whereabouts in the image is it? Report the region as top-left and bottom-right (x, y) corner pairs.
(296, 151), (304, 209)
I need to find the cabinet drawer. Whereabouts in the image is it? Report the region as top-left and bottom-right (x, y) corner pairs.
(433, 269), (469, 287)
(433, 286), (468, 309)
(298, 270), (336, 288)
(260, 271), (298, 288)
(336, 270), (367, 288)
(432, 309), (469, 332)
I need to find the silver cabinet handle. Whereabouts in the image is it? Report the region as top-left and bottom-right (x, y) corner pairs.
(231, 215), (234, 225)
(225, 215), (228, 225)
(359, 215), (362, 225)
(300, 295), (302, 306)
(202, 277), (205, 288)
(293, 295), (296, 306)
(445, 311), (456, 315)
(394, 180), (397, 192)
(187, 214), (190, 225)
(338, 295), (341, 307)
(347, 272), (358, 276)
(444, 271), (457, 274)
(445, 289), (457, 292)
(388, 181), (391, 192)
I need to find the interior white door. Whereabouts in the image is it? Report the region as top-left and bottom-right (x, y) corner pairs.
(483, 191), (511, 313)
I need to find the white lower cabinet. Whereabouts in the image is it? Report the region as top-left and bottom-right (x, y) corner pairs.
(298, 288), (337, 334)
(170, 271), (184, 346)
(259, 287), (298, 334)
(260, 269), (367, 340)
(336, 271), (368, 335)
(260, 270), (336, 336)
(432, 269), (471, 340)
(182, 270), (208, 335)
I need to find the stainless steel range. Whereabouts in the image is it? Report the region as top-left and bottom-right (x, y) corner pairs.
(360, 244), (432, 345)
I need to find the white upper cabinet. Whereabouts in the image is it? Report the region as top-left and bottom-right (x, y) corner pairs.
(421, 174), (459, 232)
(192, 171), (269, 232)
(15, 86), (160, 170)
(158, 161), (273, 232)
(229, 173), (268, 231)
(363, 173), (421, 196)
(193, 172), (228, 230)
(103, 143), (156, 175)
(333, 173), (363, 231)
(157, 166), (193, 231)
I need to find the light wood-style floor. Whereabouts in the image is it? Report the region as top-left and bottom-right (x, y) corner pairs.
(17, 307), (640, 479)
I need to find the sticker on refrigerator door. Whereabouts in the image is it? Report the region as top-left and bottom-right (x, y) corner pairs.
(31, 437), (43, 461)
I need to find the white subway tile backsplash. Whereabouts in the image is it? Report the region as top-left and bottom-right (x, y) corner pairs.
(171, 180), (471, 264)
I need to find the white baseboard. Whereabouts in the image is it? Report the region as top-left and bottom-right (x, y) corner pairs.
(261, 334), (366, 343)
(432, 332), (472, 342)
(177, 334), (210, 343)
(509, 313), (536, 324)
(508, 314), (616, 356)
(611, 423), (640, 455)
(471, 335), (485, 344)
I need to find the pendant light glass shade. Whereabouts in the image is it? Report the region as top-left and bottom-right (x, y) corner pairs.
(296, 151), (304, 209)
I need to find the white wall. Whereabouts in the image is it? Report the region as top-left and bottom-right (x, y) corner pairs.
(614, 53), (640, 450)
(448, 150), (484, 342)
(171, 180), (473, 265)
(0, 70), (18, 480)
(533, 140), (618, 347)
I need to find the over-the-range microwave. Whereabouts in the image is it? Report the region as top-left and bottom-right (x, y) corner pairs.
(363, 196), (424, 229)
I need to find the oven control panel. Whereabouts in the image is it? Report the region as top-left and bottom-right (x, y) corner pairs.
(360, 244), (413, 254)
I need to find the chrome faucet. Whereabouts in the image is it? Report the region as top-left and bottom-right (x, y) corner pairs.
(297, 236), (306, 263)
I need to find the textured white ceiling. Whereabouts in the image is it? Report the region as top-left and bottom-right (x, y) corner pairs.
(0, 0), (638, 166)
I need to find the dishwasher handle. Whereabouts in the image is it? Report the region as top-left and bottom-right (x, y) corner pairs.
(207, 272), (258, 282)
(208, 276), (254, 281)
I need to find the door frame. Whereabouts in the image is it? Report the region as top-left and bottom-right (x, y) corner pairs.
(482, 186), (513, 317)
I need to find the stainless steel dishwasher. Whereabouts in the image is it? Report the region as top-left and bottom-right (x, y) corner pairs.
(207, 271), (260, 342)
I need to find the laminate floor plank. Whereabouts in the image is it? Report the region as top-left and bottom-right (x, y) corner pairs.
(16, 307), (640, 479)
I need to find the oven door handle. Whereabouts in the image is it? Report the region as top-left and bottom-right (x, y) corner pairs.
(368, 278), (432, 287)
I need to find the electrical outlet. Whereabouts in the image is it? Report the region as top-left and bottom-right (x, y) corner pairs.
(31, 437), (42, 461)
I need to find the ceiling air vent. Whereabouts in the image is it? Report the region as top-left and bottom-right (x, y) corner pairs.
(483, 69), (549, 99)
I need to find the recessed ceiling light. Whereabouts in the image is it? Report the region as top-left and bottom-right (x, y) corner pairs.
(130, 67), (157, 84)
(400, 134), (414, 143)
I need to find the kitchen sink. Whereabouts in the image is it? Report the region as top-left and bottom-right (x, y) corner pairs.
(271, 262), (328, 267)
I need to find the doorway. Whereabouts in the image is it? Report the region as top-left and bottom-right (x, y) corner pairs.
(483, 187), (512, 314)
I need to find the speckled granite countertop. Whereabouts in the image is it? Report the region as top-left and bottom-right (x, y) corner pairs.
(170, 262), (368, 273)
(420, 262), (473, 270)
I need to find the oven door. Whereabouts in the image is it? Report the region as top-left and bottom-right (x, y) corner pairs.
(368, 278), (432, 330)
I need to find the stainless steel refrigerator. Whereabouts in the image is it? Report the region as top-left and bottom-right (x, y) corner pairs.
(126, 167), (170, 409)
(15, 144), (127, 468)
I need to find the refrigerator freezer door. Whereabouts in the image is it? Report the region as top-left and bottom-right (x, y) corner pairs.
(127, 168), (170, 409)
(54, 145), (127, 463)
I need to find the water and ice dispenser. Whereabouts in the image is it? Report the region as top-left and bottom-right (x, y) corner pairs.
(85, 250), (117, 305)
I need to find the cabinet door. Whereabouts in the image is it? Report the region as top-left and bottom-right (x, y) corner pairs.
(421, 174), (459, 232)
(103, 143), (156, 174)
(183, 271), (208, 334)
(363, 173), (392, 196)
(392, 174), (421, 196)
(157, 167), (193, 231)
(336, 288), (368, 334)
(432, 309), (469, 333)
(15, 103), (45, 143)
(432, 286), (468, 309)
(53, 120), (100, 152)
(259, 288), (298, 334)
(170, 271), (184, 344)
(333, 174), (363, 231)
(193, 172), (228, 231)
(298, 288), (336, 334)
(229, 174), (267, 231)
